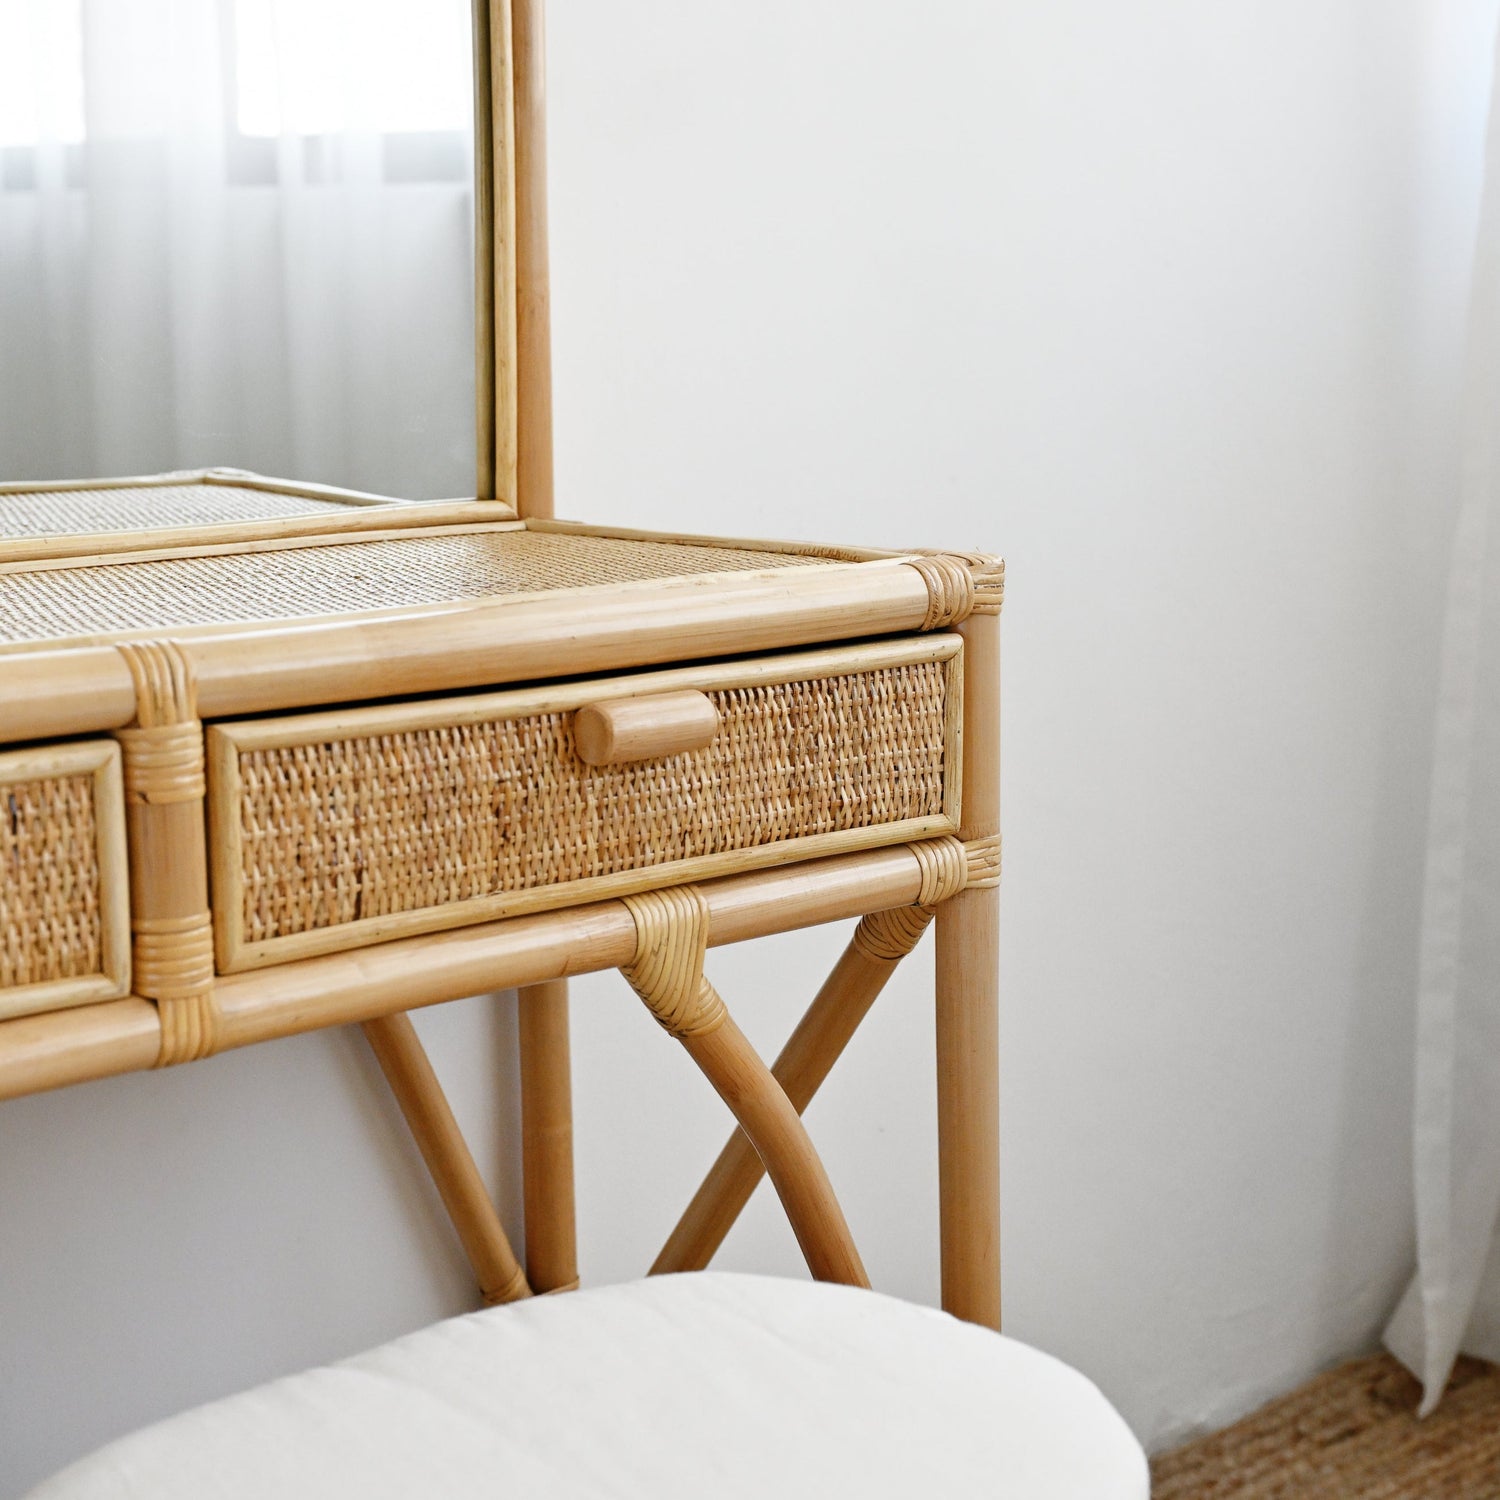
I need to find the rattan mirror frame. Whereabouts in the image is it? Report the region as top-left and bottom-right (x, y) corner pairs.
(474, 0), (551, 518)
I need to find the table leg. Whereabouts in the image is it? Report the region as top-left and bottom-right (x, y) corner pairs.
(935, 603), (1001, 1329)
(518, 978), (578, 1292)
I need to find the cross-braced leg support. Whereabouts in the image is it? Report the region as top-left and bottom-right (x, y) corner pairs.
(620, 885), (869, 1288)
(363, 1012), (532, 1306)
(652, 836), (975, 1275)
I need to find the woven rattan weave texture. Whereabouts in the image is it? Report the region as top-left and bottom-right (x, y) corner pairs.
(234, 659), (949, 945)
(0, 483), (367, 538)
(0, 529), (837, 644)
(0, 773), (103, 989)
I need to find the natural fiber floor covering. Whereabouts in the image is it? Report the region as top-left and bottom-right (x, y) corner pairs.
(1150, 1353), (1500, 1498)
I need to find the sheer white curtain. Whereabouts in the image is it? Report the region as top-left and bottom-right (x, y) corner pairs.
(1384, 11), (1500, 1415)
(0, 0), (476, 498)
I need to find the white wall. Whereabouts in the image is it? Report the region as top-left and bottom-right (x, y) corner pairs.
(548, 0), (1491, 1447)
(0, 2), (1493, 1491)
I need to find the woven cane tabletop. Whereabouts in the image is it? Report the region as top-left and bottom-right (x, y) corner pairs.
(0, 527), (843, 646)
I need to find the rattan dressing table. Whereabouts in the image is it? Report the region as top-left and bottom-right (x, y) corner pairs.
(0, 0), (1002, 1328)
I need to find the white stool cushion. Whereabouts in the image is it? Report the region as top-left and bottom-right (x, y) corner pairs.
(28, 1273), (1147, 1499)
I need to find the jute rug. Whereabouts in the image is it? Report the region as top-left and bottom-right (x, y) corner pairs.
(1150, 1354), (1500, 1498)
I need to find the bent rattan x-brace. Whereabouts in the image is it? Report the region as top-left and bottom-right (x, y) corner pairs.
(653, 833), (1000, 1277)
(619, 884), (870, 1288)
(354, 833), (996, 1304)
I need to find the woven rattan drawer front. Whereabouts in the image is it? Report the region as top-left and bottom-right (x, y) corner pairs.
(0, 742), (130, 1020)
(207, 637), (962, 971)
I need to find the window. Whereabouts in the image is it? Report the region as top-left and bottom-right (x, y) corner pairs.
(232, 0), (472, 139)
(0, 0), (85, 149)
(0, 0), (472, 184)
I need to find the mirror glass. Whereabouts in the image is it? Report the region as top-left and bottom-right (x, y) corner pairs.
(0, 0), (477, 500)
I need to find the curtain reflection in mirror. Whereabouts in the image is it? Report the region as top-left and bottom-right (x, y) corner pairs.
(0, 0), (476, 498)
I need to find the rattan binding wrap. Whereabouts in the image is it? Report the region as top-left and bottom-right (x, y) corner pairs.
(0, 774), (105, 989)
(906, 556), (975, 631)
(963, 833), (1002, 889)
(233, 659), (951, 951)
(852, 904), (932, 962)
(902, 551), (1005, 630)
(115, 641), (217, 1067)
(621, 887), (726, 1039)
(957, 553), (1006, 615)
(134, 916), (216, 1065)
(850, 834), (971, 961)
(0, 530), (837, 645)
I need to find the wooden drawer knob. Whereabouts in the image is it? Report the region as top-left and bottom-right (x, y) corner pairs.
(573, 691), (721, 766)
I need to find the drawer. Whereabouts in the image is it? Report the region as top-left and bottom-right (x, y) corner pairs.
(207, 637), (962, 971)
(0, 741), (130, 1020)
